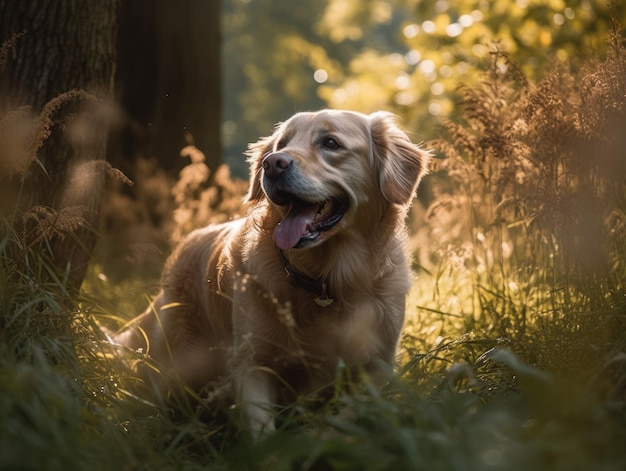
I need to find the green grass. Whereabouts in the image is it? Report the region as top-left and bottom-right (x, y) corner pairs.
(2, 221), (624, 470)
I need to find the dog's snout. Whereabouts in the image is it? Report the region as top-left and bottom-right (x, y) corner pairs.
(262, 152), (293, 179)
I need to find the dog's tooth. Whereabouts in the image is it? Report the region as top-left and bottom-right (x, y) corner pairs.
(301, 230), (319, 240)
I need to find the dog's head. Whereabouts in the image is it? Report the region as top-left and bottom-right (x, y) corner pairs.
(246, 110), (429, 251)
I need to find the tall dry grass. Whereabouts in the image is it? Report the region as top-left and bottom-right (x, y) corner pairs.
(405, 27), (626, 398)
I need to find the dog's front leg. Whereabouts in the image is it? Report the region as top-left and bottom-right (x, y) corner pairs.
(235, 366), (277, 439)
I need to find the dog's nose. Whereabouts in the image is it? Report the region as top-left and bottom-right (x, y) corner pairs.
(262, 152), (293, 178)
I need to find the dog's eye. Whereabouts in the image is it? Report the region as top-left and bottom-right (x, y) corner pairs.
(276, 138), (288, 150)
(322, 137), (341, 150)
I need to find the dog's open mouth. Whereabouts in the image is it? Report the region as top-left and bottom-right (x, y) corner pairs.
(273, 195), (349, 250)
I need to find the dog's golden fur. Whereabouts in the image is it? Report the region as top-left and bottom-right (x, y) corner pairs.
(115, 110), (429, 437)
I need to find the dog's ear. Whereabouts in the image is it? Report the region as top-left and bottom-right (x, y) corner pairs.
(245, 133), (276, 202)
(369, 112), (430, 206)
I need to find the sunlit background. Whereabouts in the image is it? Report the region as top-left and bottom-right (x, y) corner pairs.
(222, 0), (618, 176)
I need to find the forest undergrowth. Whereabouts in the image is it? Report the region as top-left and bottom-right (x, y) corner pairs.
(1, 27), (626, 471)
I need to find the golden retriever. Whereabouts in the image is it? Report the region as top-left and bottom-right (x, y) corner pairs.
(114, 109), (429, 437)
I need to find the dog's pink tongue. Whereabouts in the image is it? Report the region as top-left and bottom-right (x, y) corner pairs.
(274, 203), (318, 250)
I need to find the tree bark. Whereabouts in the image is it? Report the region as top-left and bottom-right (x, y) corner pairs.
(0, 0), (120, 292)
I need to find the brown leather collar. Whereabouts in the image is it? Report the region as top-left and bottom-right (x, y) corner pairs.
(278, 250), (334, 307)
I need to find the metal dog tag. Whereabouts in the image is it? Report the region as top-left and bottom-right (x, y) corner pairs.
(315, 296), (334, 307)
(314, 282), (334, 307)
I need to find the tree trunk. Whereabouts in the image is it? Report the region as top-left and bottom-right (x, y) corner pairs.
(112, 0), (222, 175)
(0, 0), (120, 292)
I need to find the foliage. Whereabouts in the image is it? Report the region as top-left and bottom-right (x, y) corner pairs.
(415, 24), (626, 347)
(89, 145), (249, 310)
(223, 0), (624, 175)
(170, 145), (248, 244)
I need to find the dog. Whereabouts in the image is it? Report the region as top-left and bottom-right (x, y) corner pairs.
(114, 109), (429, 438)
